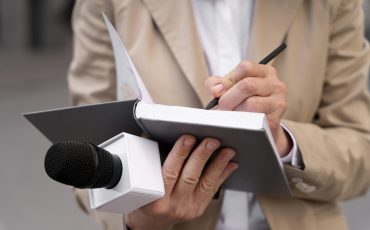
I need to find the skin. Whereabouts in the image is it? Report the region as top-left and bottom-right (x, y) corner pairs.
(125, 135), (238, 230)
(205, 61), (292, 156)
(125, 61), (291, 229)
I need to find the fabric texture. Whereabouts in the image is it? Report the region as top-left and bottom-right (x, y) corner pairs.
(67, 0), (370, 229)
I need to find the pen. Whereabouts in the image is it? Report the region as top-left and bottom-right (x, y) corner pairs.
(204, 43), (287, 110)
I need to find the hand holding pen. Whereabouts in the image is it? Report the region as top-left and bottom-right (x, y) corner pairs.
(205, 43), (287, 110)
(204, 43), (292, 157)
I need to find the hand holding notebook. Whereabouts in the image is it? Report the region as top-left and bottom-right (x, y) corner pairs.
(24, 14), (291, 197)
(204, 44), (292, 156)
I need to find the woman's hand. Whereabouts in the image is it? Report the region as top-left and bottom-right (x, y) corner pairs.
(124, 134), (238, 230)
(205, 61), (292, 156)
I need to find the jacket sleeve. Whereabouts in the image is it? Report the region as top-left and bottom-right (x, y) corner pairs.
(67, 0), (126, 229)
(67, 0), (116, 105)
(73, 188), (125, 230)
(283, 0), (370, 202)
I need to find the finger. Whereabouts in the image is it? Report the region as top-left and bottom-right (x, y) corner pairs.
(217, 77), (274, 110)
(173, 138), (221, 196)
(235, 95), (287, 134)
(195, 162), (239, 207)
(194, 148), (236, 197)
(265, 101), (287, 134)
(162, 134), (196, 195)
(233, 95), (281, 114)
(204, 76), (224, 98)
(222, 61), (275, 91)
(214, 162), (239, 190)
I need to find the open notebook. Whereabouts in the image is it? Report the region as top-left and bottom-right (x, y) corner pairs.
(23, 14), (291, 197)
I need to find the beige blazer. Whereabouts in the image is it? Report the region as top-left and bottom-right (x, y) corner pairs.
(68, 0), (370, 229)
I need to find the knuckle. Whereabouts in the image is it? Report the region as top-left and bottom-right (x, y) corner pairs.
(195, 154), (210, 162)
(214, 161), (225, 172)
(279, 100), (287, 109)
(162, 169), (179, 184)
(224, 61), (251, 86)
(148, 203), (170, 217)
(238, 78), (256, 93)
(275, 81), (287, 94)
(224, 74), (236, 87)
(181, 174), (199, 187)
(173, 208), (193, 221)
(175, 149), (190, 160)
(239, 61), (253, 74)
(199, 178), (216, 194)
(267, 65), (277, 76)
(193, 150), (211, 162)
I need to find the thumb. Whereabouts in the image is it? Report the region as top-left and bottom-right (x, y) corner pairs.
(204, 76), (224, 98)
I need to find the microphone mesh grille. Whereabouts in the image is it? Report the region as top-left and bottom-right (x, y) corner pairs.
(45, 141), (114, 188)
(94, 146), (114, 188)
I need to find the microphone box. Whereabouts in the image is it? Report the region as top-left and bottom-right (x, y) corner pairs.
(89, 132), (164, 214)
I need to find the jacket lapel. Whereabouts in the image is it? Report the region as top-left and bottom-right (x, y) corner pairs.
(142, 0), (211, 106)
(248, 0), (303, 63)
(142, 0), (304, 106)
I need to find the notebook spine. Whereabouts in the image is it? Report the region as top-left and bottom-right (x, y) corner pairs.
(133, 100), (152, 138)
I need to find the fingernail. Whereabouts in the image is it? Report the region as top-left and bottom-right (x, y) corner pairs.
(206, 140), (220, 150)
(184, 138), (195, 147)
(223, 151), (235, 161)
(212, 84), (224, 95)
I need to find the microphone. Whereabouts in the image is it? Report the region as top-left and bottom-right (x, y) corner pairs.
(43, 133), (164, 214)
(44, 141), (122, 189)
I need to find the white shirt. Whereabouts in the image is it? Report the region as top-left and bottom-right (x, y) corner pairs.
(192, 0), (251, 77)
(192, 0), (300, 229)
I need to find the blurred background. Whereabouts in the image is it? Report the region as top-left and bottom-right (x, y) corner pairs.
(0, 1), (369, 230)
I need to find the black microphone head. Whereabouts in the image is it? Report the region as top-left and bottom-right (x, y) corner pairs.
(44, 141), (121, 189)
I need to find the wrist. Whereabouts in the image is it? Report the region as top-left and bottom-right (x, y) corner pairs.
(275, 127), (293, 157)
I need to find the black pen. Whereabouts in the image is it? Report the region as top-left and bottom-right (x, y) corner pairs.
(204, 43), (287, 110)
